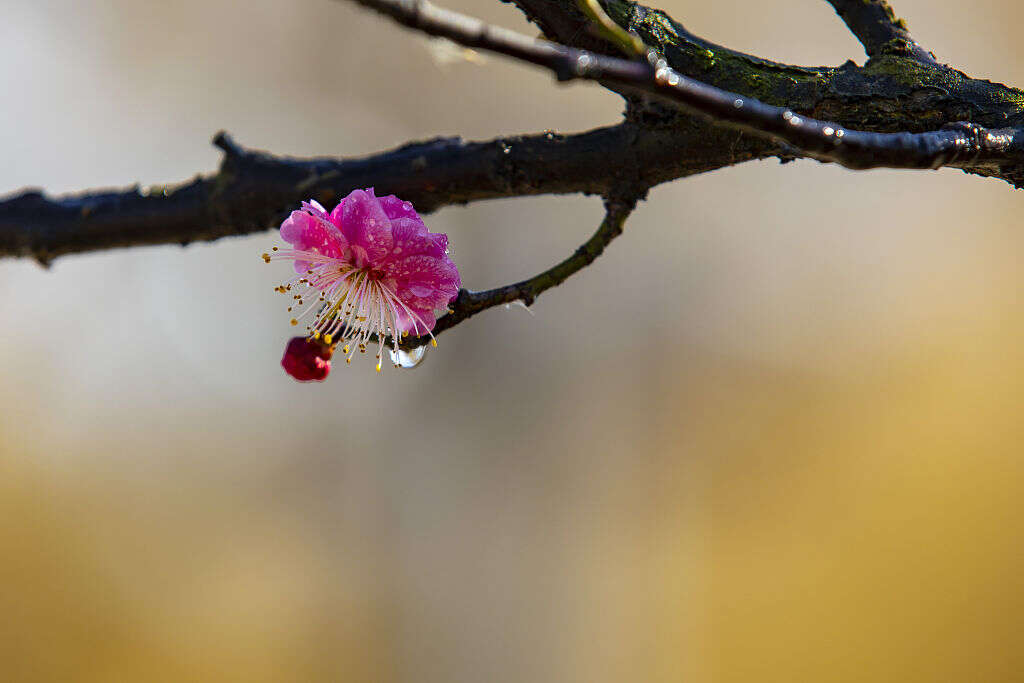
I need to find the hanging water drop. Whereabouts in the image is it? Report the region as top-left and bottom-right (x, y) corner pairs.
(389, 345), (428, 369)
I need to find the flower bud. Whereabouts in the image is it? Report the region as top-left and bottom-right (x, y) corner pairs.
(281, 336), (332, 382)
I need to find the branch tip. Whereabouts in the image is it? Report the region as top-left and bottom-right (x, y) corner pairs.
(212, 131), (242, 157)
(825, 0), (935, 63)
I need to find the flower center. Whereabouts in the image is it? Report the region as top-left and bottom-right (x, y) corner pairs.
(266, 250), (433, 372)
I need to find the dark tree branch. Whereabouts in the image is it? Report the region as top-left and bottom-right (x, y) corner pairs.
(825, 0), (935, 63)
(395, 194), (637, 349)
(0, 125), (749, 264)
(508, 0), (831, 72)
(352, 0), (1024, 174)
(510, 2), (1024, 167)
(5, 0), (1024, 270)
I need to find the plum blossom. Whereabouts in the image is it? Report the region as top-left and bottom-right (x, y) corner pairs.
(263, 189), (460, 372)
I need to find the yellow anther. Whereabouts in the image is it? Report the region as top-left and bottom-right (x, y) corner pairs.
(323, 334), (333, 345)
(261, 253), (271, 263)
(312, 331), (321, 340)
(431, 339), (438, 348)
(290, 318), (298, 326)
(343, 345), (350, 354)
(376, 361), (382, 372)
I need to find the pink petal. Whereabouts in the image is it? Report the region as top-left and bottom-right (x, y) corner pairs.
(395, 307), (438, 336)
(335, 188), (393, 267)
(280, 210), (348, 274)
(382, 217), (447, 264)
(378, 194), (426, 226)
(391, 254), (461, 310)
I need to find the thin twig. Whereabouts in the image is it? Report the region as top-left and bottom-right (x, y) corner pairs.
(825, 0), (934, 63)
(396, 194), (637, 349)
(576, 0), (645, 57)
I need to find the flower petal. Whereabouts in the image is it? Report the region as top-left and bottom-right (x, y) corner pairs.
(383, 217), (449, 264)
(335, 188), (393, 267)
(280, 210), (348, 274)
(395, 307), (437, 336)
(390, 254), (461, 309)
(378, 194), (426, 227)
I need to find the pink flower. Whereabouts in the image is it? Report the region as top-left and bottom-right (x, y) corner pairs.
(263, 189), (460, 371)
(281, 336), (333, 382)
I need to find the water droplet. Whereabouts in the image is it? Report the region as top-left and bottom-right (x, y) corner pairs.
(504, 300), (535, 316)
(389, 345), (428, 369)
(574, 53), (593, 74)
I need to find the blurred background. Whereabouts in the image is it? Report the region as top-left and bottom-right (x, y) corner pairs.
(1, 1), (1022, 681)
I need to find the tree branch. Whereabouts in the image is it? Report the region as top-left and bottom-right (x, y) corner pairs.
(6, 0), (1024, 267)
(825, 0), (935, 63)
(510, 2), (1024, 159)
(352, 0), (1024, 174)
(511, 0), (800, 71)
(0, 125), (757, 264)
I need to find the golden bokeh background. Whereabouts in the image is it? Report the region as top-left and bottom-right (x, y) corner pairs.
(1, 1), (1021, 681)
